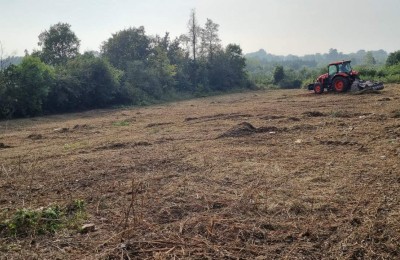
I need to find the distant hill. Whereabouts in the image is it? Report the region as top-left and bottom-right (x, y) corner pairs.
(245, 48), (388, 68)
(1, 56), (23, 69)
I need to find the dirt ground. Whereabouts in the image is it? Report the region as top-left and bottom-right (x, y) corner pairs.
(0, 86), (399, 259)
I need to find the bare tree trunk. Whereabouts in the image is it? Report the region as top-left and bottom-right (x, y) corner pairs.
(189, 9), (198, 63)
(188, 9), (200, 88)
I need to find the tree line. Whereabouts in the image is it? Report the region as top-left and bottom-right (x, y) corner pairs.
(0, 11), (253, 119)
(246, 48), (400, 89)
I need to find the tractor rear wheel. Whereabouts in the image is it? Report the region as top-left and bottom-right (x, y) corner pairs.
(332, 77), (349, 93)
(314, 83), (324, 94)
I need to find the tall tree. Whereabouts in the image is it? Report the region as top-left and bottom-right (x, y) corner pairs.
(187, 9), (201, 62)
(1, 56), (54, 117)
(186, 10), (202, 89)
(386, 50), (400, 66)
(363, 51), (376, 65)
(201, 19), (221, 61)
(38, 23), (80, 65)
(101, 26), (150, 70)
(45, 53), (122, 111)
(208, 44), (250, 91)
(273, 65), (285, 84)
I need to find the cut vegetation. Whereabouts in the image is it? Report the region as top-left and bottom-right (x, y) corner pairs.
(0, 86), (399, 259)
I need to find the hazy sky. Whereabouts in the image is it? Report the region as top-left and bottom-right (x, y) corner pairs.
(1, 0), (399, 57)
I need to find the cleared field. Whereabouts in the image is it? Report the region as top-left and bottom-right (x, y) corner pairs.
(1, 86), (399, 259)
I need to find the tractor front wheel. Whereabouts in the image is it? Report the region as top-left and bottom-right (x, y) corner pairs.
(314, 83), (324, 94)
(332, 77), (349, 93)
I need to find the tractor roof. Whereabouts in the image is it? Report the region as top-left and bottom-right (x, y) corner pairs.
(329, 60), (351, 66)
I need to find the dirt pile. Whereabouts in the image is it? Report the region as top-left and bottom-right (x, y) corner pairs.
(218, 122), (280, 138)
(27, 134), (43, 140)
(0, 143), (11, 149)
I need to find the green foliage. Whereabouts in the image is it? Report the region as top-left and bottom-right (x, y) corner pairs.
(101, 26), (150, 70)
(357, 66), (376, 77)
(246, 48), (394, 89)
(147, 46), (177, 94)
(207, 44), (252, 91)
(5, 206), (62, 237)
(37, 23), (80, 65)
(112, 120), (130, 127)
(386, 50), (400, 66)
(200, 18), (221, 60)
(363, 51), (376, 65)
(246, 48), (388, 68)
(123, 60), (162, 103)
(72, 199), (85, 212)
(0, 56), (54, 118)
(44, 53), (123, 112)
(1, 17), (254, 120)
(353, 62), (400, 83)
(2, 200), (86, 237)
(273, 66), (285, 84)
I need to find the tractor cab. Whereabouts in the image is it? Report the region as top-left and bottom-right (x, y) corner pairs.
(328, 60), (353, 79)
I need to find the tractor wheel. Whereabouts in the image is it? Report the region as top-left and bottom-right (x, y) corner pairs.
(332, 77), (349, 93)
(314, 83), (324, 94)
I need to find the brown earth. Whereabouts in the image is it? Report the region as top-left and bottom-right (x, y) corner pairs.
(0, 86), (399, 259)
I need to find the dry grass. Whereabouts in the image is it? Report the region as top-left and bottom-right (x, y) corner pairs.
(0, 86), (399, 259)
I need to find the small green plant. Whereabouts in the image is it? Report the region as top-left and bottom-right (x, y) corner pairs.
(63, 141), (87, 151)
(1, 200), (86, 237)
(6, 208), (41, 236)
(112, 120), (130, 127)
(5, 206), (62, 236)
(73, 199), (85, 212)
(65, 199), (87, 230)
(40, 206), (63, 234)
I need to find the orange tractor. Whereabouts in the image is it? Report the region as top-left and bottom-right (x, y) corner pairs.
(308, 60), (360, 94)
(307, 60), (384, 94)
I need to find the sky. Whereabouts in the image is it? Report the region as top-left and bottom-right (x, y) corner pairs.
(1, 0), (399, 57)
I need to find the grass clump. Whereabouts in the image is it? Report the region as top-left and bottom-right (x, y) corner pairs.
(112, 120), (130, 127)
(1, 200), (86, 237)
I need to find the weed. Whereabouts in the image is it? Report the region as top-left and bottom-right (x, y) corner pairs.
(5, 206), (62, 236)
(65, 199), (87, 230)
(112, 120), (130, 127)
(63, 141), (87, 151)
(1, 200), (86, 237)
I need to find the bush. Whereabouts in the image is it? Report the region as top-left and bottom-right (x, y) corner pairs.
(1, 200), (86, 237)
(44, 53), (123, 112)
(386, 50), (400, 66)
(356, 65), (377, 78)
(279, 79), (302, 89)
(383, 74), (400, 83)
(5, 206), (62, 237)
(0, 56), (54, 118)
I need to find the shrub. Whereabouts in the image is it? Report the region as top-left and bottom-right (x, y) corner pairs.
(0, 56), (54, 118)
(1, 200), (86, 237)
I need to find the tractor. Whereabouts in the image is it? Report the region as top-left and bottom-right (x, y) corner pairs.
(308, 60), (360, 94)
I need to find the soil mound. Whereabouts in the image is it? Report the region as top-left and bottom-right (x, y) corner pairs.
(0, 143), (11, 149)
(73, 124), (90, 130)
(27, 134), (43, 140)
(303, 111), (326, 117)
(218, 122), (280, 138)
(218, 122), (257, 138)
